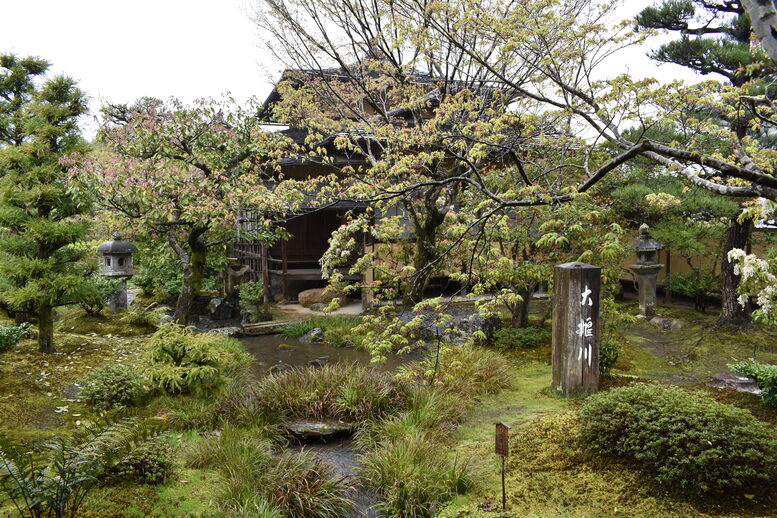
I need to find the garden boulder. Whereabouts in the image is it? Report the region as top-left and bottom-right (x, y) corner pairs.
(298, 287), (346, 308)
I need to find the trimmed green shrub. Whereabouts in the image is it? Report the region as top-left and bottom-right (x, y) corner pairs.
(359, 431), (471, 518)
(111, 436), (173, 484)
(599, 336), (622, 372)
(237, 280), (264, 309)
(492, 326), (550, 351)
(730, 359), (777, 407)
(143, 324), (252, 396)
(579, 384), (777, 493)
(79, 364), (146, 412)
(0, 322), (31, 353)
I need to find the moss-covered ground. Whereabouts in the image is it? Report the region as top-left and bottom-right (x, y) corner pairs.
(0, 309), (223, 518)
(440, 302), (777, 518)
(2, 302), (777, 517)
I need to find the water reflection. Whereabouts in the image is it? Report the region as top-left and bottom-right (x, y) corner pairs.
(240, 334), (417, 376)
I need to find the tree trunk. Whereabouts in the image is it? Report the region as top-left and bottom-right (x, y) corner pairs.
(171, 227), (208, 326)
(403, 194), (446, 307)
(511, 285), (535, 328)
(405, 230), (437, 306)
(38, 304), (54, 354)
(717, 218), (752, 327)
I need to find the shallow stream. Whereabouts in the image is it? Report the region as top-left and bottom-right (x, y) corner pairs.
(240, 334), (414, 517)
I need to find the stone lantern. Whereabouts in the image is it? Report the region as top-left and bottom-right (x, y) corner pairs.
(97, 233), (138, 311)
(629, 224), (664, 319)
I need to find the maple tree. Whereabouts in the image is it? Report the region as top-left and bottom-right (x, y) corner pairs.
(68, 97), (294, 324)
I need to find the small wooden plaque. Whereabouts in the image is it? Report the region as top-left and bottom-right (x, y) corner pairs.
(495, 422), (510, 457)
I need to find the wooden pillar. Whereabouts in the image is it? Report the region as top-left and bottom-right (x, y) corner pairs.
(281, 240), (288, 301)
(552, 262), (601, 396)
(664, 248), (672, 304)
(260, 243), (271, 308)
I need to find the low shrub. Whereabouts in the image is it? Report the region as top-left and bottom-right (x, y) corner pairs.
(118, 305), (160, 329)
(359, 431), (471, 518)
(237, 280), (265, 309)
(111, 436), (174, 485)
(492, 326), (550, 351)
(79, 364), (147, 412)
(143, 324), (252, 396)
(599, 336), (622, 372)
(79, 276), (121, 316)
(0, 418), (164, 517)
(251, 363), (408, 423)
(730, 359), (777, 407)
(579, 384), (777, 493)
(0, 322), (31, 353)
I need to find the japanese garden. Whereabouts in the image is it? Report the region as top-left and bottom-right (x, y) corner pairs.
(2, 0), (777, 517)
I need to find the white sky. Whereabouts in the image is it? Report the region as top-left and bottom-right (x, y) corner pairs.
(0, 1), (702, 137)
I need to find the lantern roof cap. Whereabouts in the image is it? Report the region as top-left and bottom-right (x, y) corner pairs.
(632, 223), (663, 251)
(97, 233), (138, 255)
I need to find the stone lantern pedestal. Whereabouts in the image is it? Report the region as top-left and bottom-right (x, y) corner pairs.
(629, 224), (664, 320)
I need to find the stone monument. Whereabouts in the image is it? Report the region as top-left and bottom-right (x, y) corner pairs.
(629, 224), (664, 320)
(552, 262), (601, 396)
(97, 233), (138, 311)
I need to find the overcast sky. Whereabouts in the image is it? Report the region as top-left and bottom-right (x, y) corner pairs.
(1, 1), (701, 136)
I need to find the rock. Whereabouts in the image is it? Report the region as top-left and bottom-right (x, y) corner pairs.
(307, 356), (330, 368)
(299, 327), (325, 343)
(209, 294), (238, 321)
(649, 316), (684, 330)
(298, 287), (346, 308)
(241, 308), (272, 325)
(277, 343), (295, 351)
(286, 420), (355, 440)
(159, 314), (174, 325)
(269, 362), (292, 374)
(708, 373), (762, 394)
(207, 327), (241, 337)
(309, 303), (328, 312)
(399, 308), (502, 344)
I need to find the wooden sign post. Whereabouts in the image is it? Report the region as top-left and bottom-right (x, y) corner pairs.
(495, 422), (510, 511)
(552, 262), (601, 396)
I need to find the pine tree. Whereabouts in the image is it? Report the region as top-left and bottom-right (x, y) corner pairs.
(636, 1), (773, 327)
(0, 54), (94, 353)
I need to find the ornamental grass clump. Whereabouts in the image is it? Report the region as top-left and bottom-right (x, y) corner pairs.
(398, 345), (512, 399)
(359, 430), (471, 518)
(579, 384), (777, 494)
(251, 362), (408, 423)
(186, 427), (353, 518)
(142, 324), (252, 396)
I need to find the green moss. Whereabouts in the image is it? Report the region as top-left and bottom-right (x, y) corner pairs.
(80, 469), (222, 518)
(442, 412), (777, 518)
(0, 331), (145, 436)
(56, 308), (157, 337)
